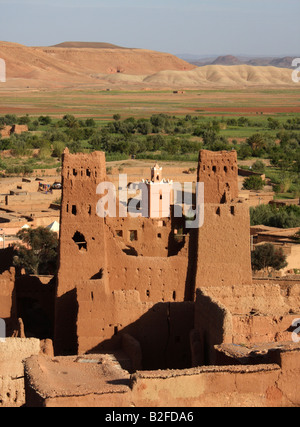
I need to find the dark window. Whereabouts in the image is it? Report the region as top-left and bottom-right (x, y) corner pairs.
(72, 205), (77, 216)
(129, 230), (138, 241)
(72, 232), (87, 251)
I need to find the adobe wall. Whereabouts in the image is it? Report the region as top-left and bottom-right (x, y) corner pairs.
(55, 149), (252, 356)
(77, 280), (194, 369)
(197, 150), (239, 204)
(201, 284), (300, 345)
(5, 192), (58, 210)
(0, 125), (12, 138)
(11, 125), (29, 135)
(0, 338), (41, 407)
(24, 346), (300, 407)
(55, 150), (194, 355)
(130, 364), (283, 407)
(195, 203), (252, 288)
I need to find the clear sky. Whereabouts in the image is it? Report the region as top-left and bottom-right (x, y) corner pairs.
(0, 0), (299, 56)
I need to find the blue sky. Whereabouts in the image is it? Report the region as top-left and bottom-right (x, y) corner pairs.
(0, 0), (299, 56)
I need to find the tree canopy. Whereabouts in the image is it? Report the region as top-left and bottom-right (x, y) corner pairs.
(251, 243), (288, 274)
(13, 227), (59, 275)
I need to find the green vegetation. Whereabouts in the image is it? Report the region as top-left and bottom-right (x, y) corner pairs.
(243, 176), (265, 191)
(251, 243), (288, 274)
(0, 111), (300, 200)
(250, 205), (300, 228)
(13, 227), (59, 275)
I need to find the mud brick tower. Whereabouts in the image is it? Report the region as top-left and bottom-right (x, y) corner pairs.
(54, 149), (252, 361)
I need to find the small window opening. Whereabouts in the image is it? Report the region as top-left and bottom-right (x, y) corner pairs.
(73, 169), (78, 177)
(224, 166), (228, 173)
(73, 231), (87, 251)
(231, 206), (235, 215)
(158, 233), (162, 239)
(129, 230), (138, 242)
(212, 166), (217, 173)
(86, 169), (91, 177)
(216, 207), (221, 216)
(146, 290), (150, 298)
(72, 205), (77, 216)
(173, 291), (176, 301)
(88, 205), (92, 215)
(116, 230), (123, 238)
(114, 326), (119, 335)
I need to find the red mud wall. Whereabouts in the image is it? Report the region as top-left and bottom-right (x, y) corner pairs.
(196, 203), (252, 288)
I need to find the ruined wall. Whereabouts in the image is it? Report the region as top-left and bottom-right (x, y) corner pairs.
(131, 349), (300, 407)
(201, 284), (300, 345)
(198, 150), (239, 204)
(11, 125), (28, 135)
(0, 338), (41, 407)
(130, 364), (284, 407)
(0, 125), (28, 139)
(24, 347), (300, 407)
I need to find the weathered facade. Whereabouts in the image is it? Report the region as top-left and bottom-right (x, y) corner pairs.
(54, 149), (252, 361)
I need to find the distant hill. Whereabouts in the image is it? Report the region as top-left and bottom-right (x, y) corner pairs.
(0, 42), (296, 89)
(51, 42), (127, 49)
(211, 55), (241, 66)
(0, 41), (195, 88)
(188, 55), (298, 69)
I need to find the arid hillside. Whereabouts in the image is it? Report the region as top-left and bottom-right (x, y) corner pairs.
(0, 41), (194, 88)
(0, 41), (296, 89)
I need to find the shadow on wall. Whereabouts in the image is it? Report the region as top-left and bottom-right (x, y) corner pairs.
(16, 275), (56, 340)
(54, 289), (78, 356)
(86, 302), (195, 371)
(0, 247), (14, 274)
